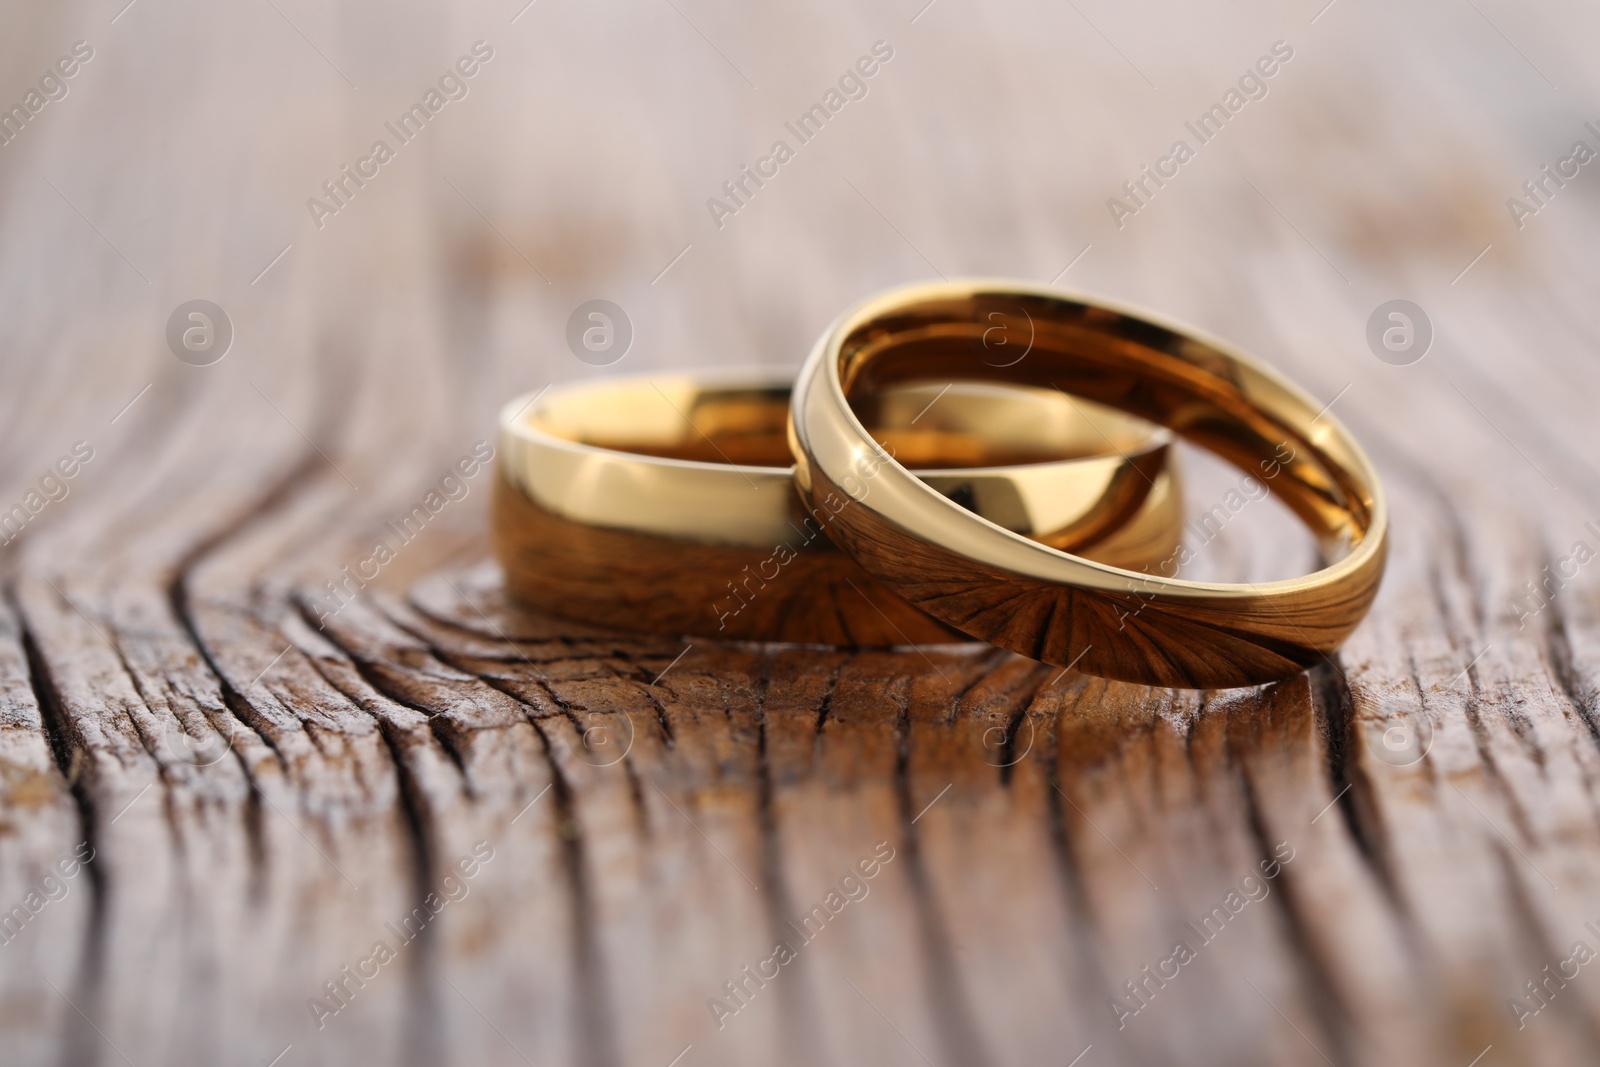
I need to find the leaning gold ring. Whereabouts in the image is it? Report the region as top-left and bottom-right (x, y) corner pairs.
(788, 280), (1388, 688)
(494, 370), (1185, 644)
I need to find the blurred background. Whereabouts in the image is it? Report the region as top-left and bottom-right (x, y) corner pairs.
(2, 0), (1591, 486)
(3, 0), (1594, 588)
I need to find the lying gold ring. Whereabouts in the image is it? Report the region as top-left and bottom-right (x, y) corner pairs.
(788, 280), (1388, 687)
(493, 371), (1184, 644)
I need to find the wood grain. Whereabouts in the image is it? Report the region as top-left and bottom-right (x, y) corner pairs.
(2, 0), (1599, 1064)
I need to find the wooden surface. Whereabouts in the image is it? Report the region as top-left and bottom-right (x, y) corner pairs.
(3, 0), (1599, 1064)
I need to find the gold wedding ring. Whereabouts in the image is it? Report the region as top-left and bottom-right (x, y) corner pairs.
(788, 280), (1387, 688)
(494, 371), (1184, 643)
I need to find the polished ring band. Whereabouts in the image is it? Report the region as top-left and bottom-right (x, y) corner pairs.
(788, 280), (1388, 688)
(494, 370), (1185, 644)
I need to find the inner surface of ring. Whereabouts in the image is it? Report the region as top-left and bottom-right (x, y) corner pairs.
(531, 379), (1157, 470)
(835, 293), (1375, 560)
